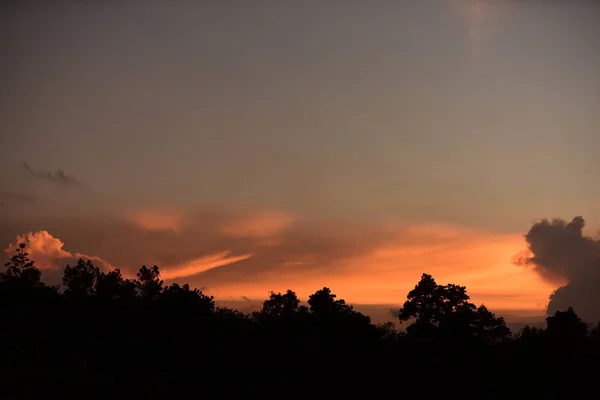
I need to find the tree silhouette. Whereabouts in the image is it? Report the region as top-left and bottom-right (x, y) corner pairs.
(398, 273), (509, 342)
(516, 325), (545, 340)
(260, 290), (302, 317)
(162, 283), (215, 313)
(95, 268), (137, 301)
(546, 307), (588, 342)
(136, 265), (163, 300)
(0, 243), (41, 287)
(472, 304), (511, 342)
(398, 274), (474, 326)
(63, 259), (99, 297)
(308, 287), (353, 315)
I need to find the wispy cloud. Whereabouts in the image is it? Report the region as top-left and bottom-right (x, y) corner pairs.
(160, 251), (252, 280)
(22, 162), (81, 187)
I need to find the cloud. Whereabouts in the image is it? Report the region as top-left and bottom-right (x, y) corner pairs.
(22, 161), (81, 187)
(4, 230), (114, 285)
(220, 211), (294, 239)
(0, 206), (553, 311)
(513, 216), (600, 321)
(0, 191), (36, 207)
(124, 208), (184, 232)
(160, 251), (252, 281)
(4, 227), (249, 286)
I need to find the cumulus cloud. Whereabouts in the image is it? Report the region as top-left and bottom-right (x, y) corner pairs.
(513, 216), (600, 321)
(5, 230), (114, 285)
(4, 228), (251, 286)
(22, 162), (81, 187)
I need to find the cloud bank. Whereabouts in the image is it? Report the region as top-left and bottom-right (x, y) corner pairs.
(1, 206), (553, 308)
(514, 216), (600, 321)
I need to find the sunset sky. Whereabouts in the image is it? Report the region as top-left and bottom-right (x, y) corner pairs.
(1, 0), (599, 318)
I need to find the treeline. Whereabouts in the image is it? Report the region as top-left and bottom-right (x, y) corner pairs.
(0, 243), (599, 399)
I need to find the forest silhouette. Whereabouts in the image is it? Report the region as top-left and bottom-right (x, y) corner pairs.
(1, 242), (598, 399)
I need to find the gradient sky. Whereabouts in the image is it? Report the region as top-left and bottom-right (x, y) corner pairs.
(1, 0), (600, 316)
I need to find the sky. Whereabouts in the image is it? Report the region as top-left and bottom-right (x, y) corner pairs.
(1, 0), (600, 321)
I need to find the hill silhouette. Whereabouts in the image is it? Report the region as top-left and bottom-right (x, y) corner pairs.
(1, 242), (598, 399)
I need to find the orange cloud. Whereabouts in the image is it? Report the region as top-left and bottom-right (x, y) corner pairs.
(4, 230), (252, 283)
(219, 211), (294, 239)
(5, 230), (114, 284)
(124, 208), (184, 232)
(160, 251), (253, 280)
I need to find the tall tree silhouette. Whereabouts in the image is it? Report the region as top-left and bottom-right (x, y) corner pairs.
(0, 243), (41, 288)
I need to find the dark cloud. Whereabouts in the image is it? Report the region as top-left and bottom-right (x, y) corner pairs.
(22, 162), (81, 187)
(514, 216), (600, 322)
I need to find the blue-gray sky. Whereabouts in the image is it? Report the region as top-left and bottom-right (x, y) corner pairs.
(1, 0), (599, 309)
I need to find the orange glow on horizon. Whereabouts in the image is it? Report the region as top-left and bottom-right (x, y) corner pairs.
(6, 217), (559, 314)
(199, 226), (557, 312)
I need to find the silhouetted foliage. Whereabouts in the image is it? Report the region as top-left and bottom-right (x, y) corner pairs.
(397, 273), (510, 345)
(1, 243), (41, 287)
(546, 307), (588, 342)
(472, 304), (512, 343)
(94, 268), (137, 301)
(162, 283), (215, 313)
(308, 287), (354, 315)
(260, 289), (302, 316)
(136, 264), (163, 300)
(63, 259), (99, 297)
(1, 243), (599, 398)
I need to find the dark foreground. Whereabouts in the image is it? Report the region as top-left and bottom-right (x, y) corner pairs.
(1, 245), (599, 399)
